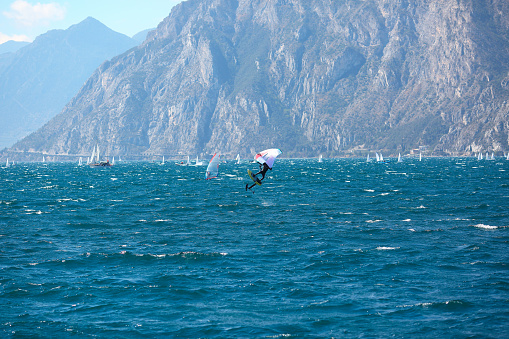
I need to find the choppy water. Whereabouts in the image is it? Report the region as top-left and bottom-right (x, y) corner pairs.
(1, 158), (508, 338)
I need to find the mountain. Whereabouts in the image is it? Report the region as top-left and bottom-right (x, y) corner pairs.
(0, 40), (30, 54)
(0, 17), (138, 149)
(132, 28), (155, 44)
(8, 0), (509, 159)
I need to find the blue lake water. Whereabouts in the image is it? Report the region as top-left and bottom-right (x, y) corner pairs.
(1, 158), (508, 337)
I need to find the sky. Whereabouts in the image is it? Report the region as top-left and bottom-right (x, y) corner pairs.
(0, 0), (183, 44)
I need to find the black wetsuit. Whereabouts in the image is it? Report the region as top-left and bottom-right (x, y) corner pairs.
(254, 163), (270, 180)
(246, 163), (271, 190)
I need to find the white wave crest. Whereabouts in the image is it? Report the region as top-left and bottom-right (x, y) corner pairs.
(473, 224), (498, 229)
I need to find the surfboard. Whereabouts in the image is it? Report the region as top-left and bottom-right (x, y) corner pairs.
(247, 169), (262, 186)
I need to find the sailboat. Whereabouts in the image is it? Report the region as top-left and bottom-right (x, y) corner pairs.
(397, 153), (402, 162)
(89, 145), (112, 167)
(367, 154), (371, 162)
(5, 158), (9, 168)
(78, 157), (82, 166)
(419, 152), (422, 161)
(162, 156), (165, 165)
(235, 154), (241, 164)
(176, 155), (191, 166)
(194, 156), (203, 166)
(318, 154), (323, 162)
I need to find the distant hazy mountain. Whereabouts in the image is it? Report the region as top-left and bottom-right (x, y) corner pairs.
(132, 28), (154, 44)
(0, 40), (30, 54)
(0, 17), (138, 149)
(8, 0), (509, 158)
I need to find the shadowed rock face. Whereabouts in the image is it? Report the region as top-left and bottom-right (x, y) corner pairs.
(10, 0), (509, 158)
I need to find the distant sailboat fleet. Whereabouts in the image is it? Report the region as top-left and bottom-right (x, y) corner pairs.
(3, 149), (509, 168)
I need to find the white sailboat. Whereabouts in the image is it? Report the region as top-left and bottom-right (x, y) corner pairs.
(367, 154), (371, 162)
(5, 158), (9, 168)
(162, 156), (165, 165)
(235, 154), (241, 164)
(397, 153), (402, 162)
(195, 156), (203, 166)
(419, 152), (422, 161)
(318, 154), (323, 162)
(89, 145), (111, 166)
(78, 157), (82, 166)
(176, 155), (191, 166)
(375, 153), (380, 162)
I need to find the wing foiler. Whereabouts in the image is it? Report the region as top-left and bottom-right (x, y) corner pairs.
(246, 148), (282, 191)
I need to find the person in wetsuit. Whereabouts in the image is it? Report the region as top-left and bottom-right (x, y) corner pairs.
(246, 161), (271, 190)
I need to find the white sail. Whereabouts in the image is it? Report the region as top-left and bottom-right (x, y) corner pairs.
(380, 153), (384, 161)
(78, 157), (82, 166)
(111, 156), (115, 165)
(235, 154), (240, 164)
(367, 154), (371, 162)
(419, 152), (422, 161)
(255, 149), (282, 169)
(195, 156), (203, 166)
(375, 153), (380, 162)
(90, 146), (96, 164)
(318, 154), (323, 162)
(398, 153), (402, 162)
(162, 156), (165, 165)
(6, 158), (9, 167)
(96, 145), (100, 162)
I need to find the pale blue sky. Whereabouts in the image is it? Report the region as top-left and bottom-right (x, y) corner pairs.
(0, 0), (183, 44)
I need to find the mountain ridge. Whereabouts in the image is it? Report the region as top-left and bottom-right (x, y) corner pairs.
(0, 17), (139, 149)
(6, 0), (509, 159)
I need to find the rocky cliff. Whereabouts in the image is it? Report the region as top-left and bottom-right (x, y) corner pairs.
(9, 0), (509, 158)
